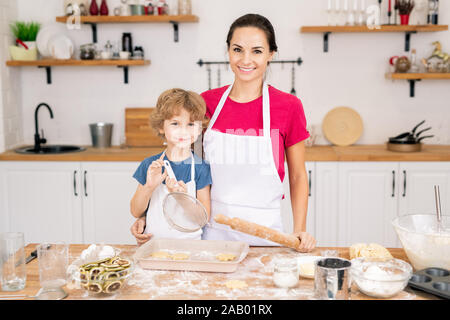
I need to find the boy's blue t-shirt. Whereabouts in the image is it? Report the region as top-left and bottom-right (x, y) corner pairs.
(133, 152), (212, 190)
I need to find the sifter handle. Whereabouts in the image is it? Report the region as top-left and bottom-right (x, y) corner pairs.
(163, 160), (178, 186)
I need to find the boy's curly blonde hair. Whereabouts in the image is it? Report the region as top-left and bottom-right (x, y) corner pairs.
(150, 88), (209, 137)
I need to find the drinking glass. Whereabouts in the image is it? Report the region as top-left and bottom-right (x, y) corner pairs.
(0, 232), (26, 291)
(37, 243), (69, 289)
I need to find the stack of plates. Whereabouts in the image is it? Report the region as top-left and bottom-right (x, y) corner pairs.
(36, 24), (74, 59)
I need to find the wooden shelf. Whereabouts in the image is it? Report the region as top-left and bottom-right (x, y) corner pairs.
(386, 72), (450, 97)
(56, 14), (199, 24)
(6, 59), (150, 84)
(300, 24), (449, 52)
(6, 59), (150, 67)
(300, 25), (448, 33)
(387, 72), (450, 80)
(56, 14), (199, 42)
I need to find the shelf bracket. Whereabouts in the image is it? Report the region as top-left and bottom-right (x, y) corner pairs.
(85, 22), (98, 43)
(404, 31), (416, 52)
(169, 21), (179, 42)
(408, 79), (421, 97)
(38, 66), (52, 84)
(117, 66), (129, 84)
(323, 32), (331, 52)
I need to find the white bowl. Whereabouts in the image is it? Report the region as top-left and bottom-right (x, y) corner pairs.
(392, 214), (450, 270)
(119, 51), (131, 60)
(350, 257), (412, 298)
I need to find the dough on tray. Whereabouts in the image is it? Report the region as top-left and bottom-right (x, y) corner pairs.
(216, 253), (236, 262)
(151, 251), (171, 259)
(171, 253), (190, 260)
(349, 243), (393, 261)
(224, 280), (248, 289)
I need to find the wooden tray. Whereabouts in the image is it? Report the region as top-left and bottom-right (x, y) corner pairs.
(133, 238), (249, 273)
(125, 108), (166, 147)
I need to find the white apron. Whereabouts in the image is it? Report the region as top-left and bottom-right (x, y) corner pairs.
(202, 82), (284, 246)
(144, 151), (202, 240)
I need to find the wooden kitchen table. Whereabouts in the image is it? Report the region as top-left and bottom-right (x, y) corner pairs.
(3, 244), (440, 300)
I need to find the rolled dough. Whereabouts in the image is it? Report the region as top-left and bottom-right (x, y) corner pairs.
(225, 280), (248, 289)
(216, 253), (236, 262)
(151, 251), (171, 259)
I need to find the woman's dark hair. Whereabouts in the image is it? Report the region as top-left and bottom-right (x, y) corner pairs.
(226, 14), (278, 53)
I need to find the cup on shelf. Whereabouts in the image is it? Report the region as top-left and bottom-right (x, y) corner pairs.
(101, 51), (112, 60)
(119, 51), (131, 60)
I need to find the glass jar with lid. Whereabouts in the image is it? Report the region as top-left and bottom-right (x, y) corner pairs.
(79, 43), (96, 60)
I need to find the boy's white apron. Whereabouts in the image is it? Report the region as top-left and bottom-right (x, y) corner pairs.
(202, 82), (284, 246)
(144, 151), (202, 239)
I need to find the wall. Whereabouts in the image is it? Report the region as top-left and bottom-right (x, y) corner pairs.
(7, 0), (450, 147)
(0, 0), (22, 152)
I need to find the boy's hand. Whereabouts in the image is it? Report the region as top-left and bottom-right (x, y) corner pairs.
(130, 217), (151, 246)
(145, 153), (168, 190)
(165, 177), (188, 193)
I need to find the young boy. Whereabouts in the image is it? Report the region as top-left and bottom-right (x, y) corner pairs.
(130, 88), (211, 242)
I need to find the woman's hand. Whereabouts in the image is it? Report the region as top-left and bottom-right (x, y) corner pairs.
(165, 177), (188, 193)
(145, 153), (168, 190)
(293, 231), (316, 253)
(130, 216), (152, 246)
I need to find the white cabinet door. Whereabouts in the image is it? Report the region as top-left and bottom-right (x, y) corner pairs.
(338, 162), (399, 248)
(81, 162), (141, 245)
(0, 162), (82, 244)
(281, 162), (315, 235)
(398, 162), (450, 216)
(315, 162), (339, 247)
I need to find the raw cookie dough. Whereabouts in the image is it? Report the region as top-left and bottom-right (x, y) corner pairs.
(171, 253), (190, 260)
(299, 263), (315, 278)
(225, 280), (248, 289)
(151, 251), (171, 259)
(216, 253), (236, 262)
(349, 243), (393, 261)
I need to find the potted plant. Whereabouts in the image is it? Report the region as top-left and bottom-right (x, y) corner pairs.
(397, 0), (415, 25)
(9, 21), (41, 60)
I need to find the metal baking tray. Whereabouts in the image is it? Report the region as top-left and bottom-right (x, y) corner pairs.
(133, 238), (249, 273)
(408, 268), (450, 299)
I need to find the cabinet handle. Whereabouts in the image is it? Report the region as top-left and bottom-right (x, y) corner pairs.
(73, 170), (78, 196)
(392, 170), (395, 197)
(84, 170), (88, 197)
(403, 170), (407, 197)
(308, 170), (312, 197)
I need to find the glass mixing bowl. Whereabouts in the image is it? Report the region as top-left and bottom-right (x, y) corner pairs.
(392, 214), (450, 270)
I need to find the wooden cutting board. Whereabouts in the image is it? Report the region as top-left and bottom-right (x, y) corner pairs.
(125, 108), (166, 147)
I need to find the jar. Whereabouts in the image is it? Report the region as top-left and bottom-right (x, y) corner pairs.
(79, 43), (96, 60)
(273, 259), (299, 288)
(178, 0), (191, 15)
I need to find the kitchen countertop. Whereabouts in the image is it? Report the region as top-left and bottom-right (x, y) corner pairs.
(0, 144), (450, 162)
(3, 244), (439, 300)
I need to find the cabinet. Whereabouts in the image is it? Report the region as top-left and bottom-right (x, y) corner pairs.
(0, 161), (140, 245)
(398, 162), (450, 216)
(338, 162), (399, 248)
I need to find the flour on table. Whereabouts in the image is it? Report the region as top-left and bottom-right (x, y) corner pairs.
(225, 280), (248, 289)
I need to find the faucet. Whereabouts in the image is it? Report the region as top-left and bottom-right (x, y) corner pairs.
(34, 103), (54, 150)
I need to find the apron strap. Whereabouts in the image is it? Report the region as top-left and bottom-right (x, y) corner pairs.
(206, 82), (271, 139)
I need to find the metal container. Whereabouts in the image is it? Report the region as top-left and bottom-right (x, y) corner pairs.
(89, 122), (113, 148)
(314, 257), (352, 300)
(129, 4), (145, 15)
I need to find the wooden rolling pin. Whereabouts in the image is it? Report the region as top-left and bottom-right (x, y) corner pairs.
(214, 214), (300, 250)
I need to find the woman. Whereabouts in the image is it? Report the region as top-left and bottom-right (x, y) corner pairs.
(131, 13), (316, 252)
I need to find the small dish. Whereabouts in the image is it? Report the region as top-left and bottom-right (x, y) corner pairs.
(297, 255), (323, 279)
(119, 51), (131, 60)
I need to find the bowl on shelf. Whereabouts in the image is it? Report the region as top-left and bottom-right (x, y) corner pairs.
(350, 257), (412, 298)
(392, 214), (450, 270)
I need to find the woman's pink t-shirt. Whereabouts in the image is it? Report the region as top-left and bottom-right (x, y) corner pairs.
(201, 85), (310, 182)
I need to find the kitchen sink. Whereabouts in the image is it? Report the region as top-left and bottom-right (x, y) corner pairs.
(15, 145), (86, 154)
